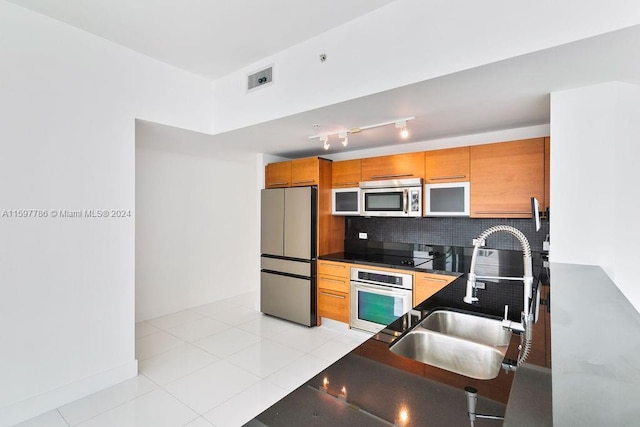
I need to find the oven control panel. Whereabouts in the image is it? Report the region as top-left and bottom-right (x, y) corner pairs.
(351, 267), (413, 290)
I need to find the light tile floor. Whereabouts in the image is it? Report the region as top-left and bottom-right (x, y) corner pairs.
(17, 292), (370, 427)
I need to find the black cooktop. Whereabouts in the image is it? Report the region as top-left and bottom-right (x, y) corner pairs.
(338, 240), (445, 268)
(337, 251), (432, 268)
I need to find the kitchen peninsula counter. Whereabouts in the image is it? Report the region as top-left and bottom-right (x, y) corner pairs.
(246, 248), (551, 426)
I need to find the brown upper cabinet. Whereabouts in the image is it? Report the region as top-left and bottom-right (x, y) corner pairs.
(361, 152), (425, 181)
(265, 161), (292, 188)
(265, 157), (328, 188)
(332, 159), (362, 188)
(470, 138), (545, 218)
(424, 147), (470, 183)
(291, 157), (322, 187)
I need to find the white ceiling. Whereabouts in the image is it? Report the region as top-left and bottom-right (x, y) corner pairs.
(7, 0), (394, 79)
(11, 1), (640, 158)
(138, 24), (640, 159)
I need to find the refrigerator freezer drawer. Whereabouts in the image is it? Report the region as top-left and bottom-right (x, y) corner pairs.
(261, 271), (315, 326)
(261, 257), (311, 277)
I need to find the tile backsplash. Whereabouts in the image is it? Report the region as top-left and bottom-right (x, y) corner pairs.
(345, 217), (549, 253)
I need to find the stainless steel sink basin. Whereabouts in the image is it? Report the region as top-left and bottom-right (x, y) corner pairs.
(389, 310), (511, 380)
(419, 309), (512, 347)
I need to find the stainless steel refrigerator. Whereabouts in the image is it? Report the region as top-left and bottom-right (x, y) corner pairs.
(260, 186), (317, 326)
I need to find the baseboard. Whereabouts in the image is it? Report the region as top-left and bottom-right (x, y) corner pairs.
(0, 359), (138, 426)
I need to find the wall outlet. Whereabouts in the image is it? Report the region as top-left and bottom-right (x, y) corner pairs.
(358, 232), (368, 239)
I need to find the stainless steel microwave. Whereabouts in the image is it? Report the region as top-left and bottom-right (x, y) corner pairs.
(424, 182), (470, 216)
(360, 178), (423, 217)
(331, 187), (360, 216)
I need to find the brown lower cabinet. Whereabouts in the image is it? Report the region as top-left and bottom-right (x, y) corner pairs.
(413, 272), (458, 306)
(318, 289), (349, 323)
(317, 260), (351, 324)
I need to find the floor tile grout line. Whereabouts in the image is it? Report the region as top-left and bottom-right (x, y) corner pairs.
(223, 344), (309, 380)
(69, 299), (367, 426)
(135, 329), (194, 362)
(146, 312), (208, 331)
(64, 375), (160, 427)
(196, 379), (289, 424)
(155, 369), (250, 419)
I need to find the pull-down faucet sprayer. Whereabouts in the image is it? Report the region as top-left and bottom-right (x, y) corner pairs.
(464, 225), (535, 363)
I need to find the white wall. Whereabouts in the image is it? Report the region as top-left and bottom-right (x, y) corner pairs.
(612, 83), (640, 312)
(550, 81), (640, 311)
(212, 0), (640, 133)
(135, 138), (260, 321)
(0, 2), (215, 424)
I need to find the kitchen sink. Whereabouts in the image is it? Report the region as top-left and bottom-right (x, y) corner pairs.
(419, 309), (512, 347)
(389, 310), (512, 380)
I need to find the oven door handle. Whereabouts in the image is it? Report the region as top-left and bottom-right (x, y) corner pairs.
(353, 282), (411, 296)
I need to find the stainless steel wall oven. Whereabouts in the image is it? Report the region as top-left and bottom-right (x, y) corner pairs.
(350, 267), (413, 334)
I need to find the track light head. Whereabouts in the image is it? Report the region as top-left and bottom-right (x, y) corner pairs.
(395, 120), (409, 139)
(338, 131), (348, 147)
(320, 135), (330, 150)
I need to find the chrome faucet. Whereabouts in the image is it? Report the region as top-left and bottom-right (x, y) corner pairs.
(463, 225), (534, 352)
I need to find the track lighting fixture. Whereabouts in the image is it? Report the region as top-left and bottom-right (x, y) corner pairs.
(320, 135), (330, 150)
(339, 131), (348, 147)
(396, 120), (409, 139)
(309, 116), (414, 150)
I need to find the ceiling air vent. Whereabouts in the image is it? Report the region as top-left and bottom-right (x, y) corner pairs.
(247, 66), (273, 91)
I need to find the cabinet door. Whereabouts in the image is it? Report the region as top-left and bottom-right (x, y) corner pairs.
(318, 260), (350, 279)
(425, 147), (470, 183)
(318, 289), (349, 323)
(291, 157), (319, 187)
(413, 272), (457, 306)
(470, 138), (544, 218)
(332, 159), (361, 188)
(361, 152), (425, 181)
(318, 274), (349, 293)
(265, 161), (291, 188)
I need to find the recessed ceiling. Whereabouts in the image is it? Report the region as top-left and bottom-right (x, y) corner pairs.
(7, 0), (395, 79)
(11, 1), (640, 158)
(186, 25), (640, 158)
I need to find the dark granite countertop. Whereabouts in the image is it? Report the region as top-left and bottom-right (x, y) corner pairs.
(246, 245), (551, 426)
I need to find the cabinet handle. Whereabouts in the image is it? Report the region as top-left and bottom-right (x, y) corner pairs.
(429, 175), (466, 180)
(320, 292), (346, 299)
(421, 276), (448, 282)
(293, 179), (315, 184)
(474, 211), (531, 215)
(370, 173), (413, 179)
(268, 182), (289, 186)
(320, 277), (346, 284)
(320, 263), (345, 269)
(335, 181), (358, 186)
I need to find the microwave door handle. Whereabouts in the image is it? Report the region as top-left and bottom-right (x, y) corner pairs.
(403, 189), (408, 214)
